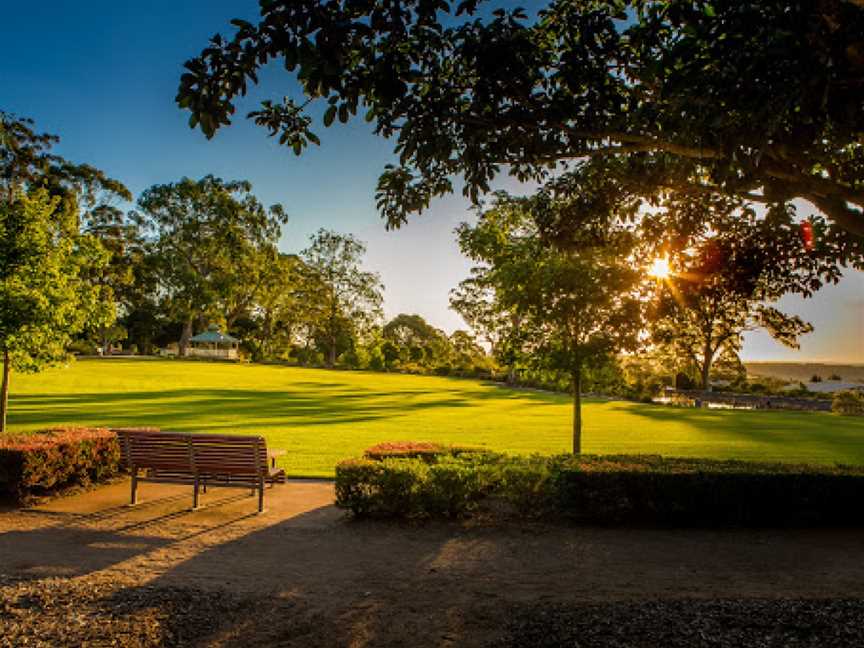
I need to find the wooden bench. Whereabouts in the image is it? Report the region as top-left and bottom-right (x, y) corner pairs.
(115, 429), (286, 513)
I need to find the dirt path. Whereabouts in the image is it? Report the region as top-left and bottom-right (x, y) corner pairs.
(2, 480), (864, 646)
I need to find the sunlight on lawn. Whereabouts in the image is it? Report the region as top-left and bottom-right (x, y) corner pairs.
(9, 359), (864, 477)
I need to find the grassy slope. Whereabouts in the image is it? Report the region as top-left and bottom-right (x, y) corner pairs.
(8, 359), (864, 477)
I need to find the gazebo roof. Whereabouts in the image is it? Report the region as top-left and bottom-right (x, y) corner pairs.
(190, 325), (240, 344)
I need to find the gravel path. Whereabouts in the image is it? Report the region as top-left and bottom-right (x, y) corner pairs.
(3, 480), (864, 646)
(0, 575), (264, 648)
(3, 576), (863, 647)
(498, 599), (864, 647)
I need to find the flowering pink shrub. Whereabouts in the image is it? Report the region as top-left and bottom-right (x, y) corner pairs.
(363, 441), (487, 461)
(363, 441), (447, 461)
(0, 427), (121, 500)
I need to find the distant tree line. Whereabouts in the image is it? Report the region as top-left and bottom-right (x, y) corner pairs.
(72, 170), (494, 378)
(0, 112), (497, 434)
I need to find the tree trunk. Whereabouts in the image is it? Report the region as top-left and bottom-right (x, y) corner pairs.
(700, 361), (711, 392)
(101, 327), (110, 356)
(1, 350), (10, 433)
(226, 308), (242, 330)
(328, 337), (337, 368)
(699, 341), (713, 391)
(506, 365), (517, 385)
(572, 364), (582, 454)
(262, 314), (272, 360)
(327, 299), (338, 368)
(179, 318), (193, 357)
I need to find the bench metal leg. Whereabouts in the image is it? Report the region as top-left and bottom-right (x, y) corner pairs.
(257, 477), (265, 513)
(193, 477), (200, 510)
(130, 473), (139, 506)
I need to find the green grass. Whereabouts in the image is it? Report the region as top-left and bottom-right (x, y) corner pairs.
(7, 358), (864, 477)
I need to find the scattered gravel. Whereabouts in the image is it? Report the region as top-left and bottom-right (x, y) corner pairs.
(496, 599), (864, 647)
(0, 575), (273, 647)
(4, 574), (864, 647)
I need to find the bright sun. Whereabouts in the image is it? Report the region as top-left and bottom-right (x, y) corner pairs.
(648, 256), (671, 279)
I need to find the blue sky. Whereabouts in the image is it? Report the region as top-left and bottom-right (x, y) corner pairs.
(2, 1), (861, 362)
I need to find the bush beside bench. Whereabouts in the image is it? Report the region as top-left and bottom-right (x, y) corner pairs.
(0, 428), (121, 501)
(336, 445), (864, 526)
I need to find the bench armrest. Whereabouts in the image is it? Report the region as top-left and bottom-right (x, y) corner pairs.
(268, 449), (286, 469)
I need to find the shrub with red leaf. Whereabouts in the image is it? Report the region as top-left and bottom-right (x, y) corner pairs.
(364, 441), (447, 461)
(0, 427), (121, 501)
(363, 441), (488, 462)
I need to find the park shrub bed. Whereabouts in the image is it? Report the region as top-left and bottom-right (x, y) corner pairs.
(0, 427), (121, 501)
(335, 445), (864, 526)
(832, 390), (864, 416)
(363, 441), (485, 461)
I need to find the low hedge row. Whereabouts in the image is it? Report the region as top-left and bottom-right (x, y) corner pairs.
(0, 427), (122, 501)
(335, 445), (864, 526)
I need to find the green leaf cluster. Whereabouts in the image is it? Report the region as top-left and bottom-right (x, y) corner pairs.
(177, 1), (864, 236)
(0, 190), (112, 373)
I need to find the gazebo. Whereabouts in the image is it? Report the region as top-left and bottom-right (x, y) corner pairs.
(188, 325), (241, 360)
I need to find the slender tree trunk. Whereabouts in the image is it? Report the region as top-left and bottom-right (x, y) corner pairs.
(328, 335), (337, 368)
(262, 314), (272, 359)
(572, 364), (582, 454)
(700, 340), (713, 391)
(1, 349), (10, 433)
(327, 298), (338, 368)
(101, 327), (110, 356)
(303, 331), (312, 366)
(179, 317), (193, 357)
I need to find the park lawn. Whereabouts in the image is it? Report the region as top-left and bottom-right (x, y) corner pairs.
(7, 358), (864, 477)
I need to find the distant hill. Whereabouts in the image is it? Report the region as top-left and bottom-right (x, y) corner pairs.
(746, 362), (864, 384)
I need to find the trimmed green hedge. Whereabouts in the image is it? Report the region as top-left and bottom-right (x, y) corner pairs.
(335, 445), (864, 526)
(0, 427), (121, 501)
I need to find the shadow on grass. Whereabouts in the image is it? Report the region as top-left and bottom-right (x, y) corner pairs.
(7, 380), (567, 431)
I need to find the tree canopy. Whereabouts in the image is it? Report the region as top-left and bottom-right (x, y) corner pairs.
(638, 192), (860, 388)
(457, 194), (642, 452)
(0, 112), (128, 431)
(0, 190), (112, 431)
(134, 175), (287, 355)
(300, 229), (384, 367)
(1, 112), (130, 211)
(178, 1), (864, 237)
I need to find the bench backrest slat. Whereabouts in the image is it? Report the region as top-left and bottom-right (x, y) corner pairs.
(117, 430), (269, 478)
(191, 436), (261, 476)
(125, 432), (192, 472)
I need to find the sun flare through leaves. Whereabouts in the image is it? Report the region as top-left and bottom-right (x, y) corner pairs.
(648, 256), (671, 280)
